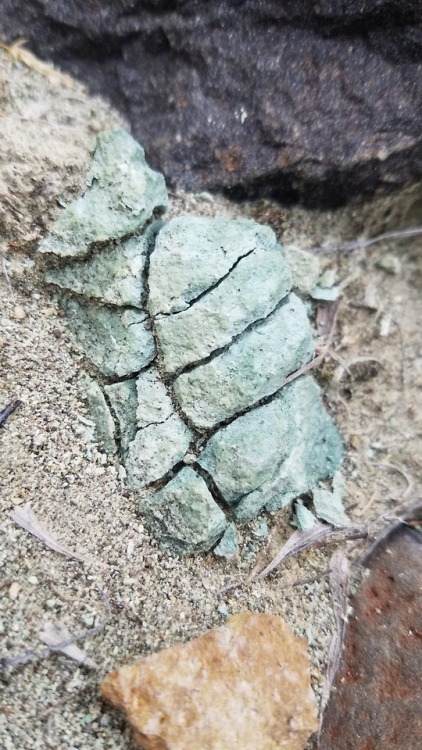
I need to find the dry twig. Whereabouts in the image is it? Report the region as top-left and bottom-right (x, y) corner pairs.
(11, 503), (88, 563)
(308, 226), (422, 254)
(0, 398), (22, 427)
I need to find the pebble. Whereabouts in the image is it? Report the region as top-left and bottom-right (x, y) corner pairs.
(9, 581), (21, 600)
(12, 305), (26, 320)
(28, 575), (39, 585)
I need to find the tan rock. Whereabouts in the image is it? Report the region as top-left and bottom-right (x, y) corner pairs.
(101, 611), (317, 750)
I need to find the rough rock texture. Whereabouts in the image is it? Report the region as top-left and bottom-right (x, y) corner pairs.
(41, 130), (344, 554)
(2, 1), (421, 206)
(138, 467), (228, 556)
(83, 375), (116, 455)
(101, 611), (318, 749)
(198, 377), (343, 522)
(59, 296), (156, 378)
(39, 129), (167, 258)
(319, 509), (422, 750)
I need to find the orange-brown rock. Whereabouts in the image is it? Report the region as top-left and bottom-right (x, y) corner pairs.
(101, 611), (317, 750)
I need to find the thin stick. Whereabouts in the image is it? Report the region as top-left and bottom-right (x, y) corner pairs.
(308, 226), (422, 254)
(0, 399), (22, 427)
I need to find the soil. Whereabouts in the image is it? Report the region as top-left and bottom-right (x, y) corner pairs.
(0, 45), (421, 750)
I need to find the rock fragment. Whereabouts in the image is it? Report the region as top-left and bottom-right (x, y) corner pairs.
(59, 296), (156, 377)
(199, 377), (343, 522)
(138, 467), (227, 556)
(135, 368), (174, 428)
(154, 225), (292, 373)
(39, 129), (168, 258)
(82, 376), (116, 455)
(173, 293), (314, 430)
(213, 523), (239, 558)
(125, 415), (193, 491)
(148, 217), (277, 315)
(313, 471), (349, 527)
(44, 223), (162, 307)
(101, 611), (318, 750)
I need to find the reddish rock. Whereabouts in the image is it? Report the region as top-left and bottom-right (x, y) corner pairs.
(319, 515), (422, 750)
(101, 611), (317, 750)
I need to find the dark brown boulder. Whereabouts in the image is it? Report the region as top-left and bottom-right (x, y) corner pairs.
(1, 0), (421, 207)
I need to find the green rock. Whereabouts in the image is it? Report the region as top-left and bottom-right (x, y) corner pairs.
(125, 414), (193, 490)
(44, 223), (162, 307)
(294, 503), (318, 531)
(136, 367), (174, 428)
(213, 523), (239, 558)
(198, 376), (343, 522)
(60, 296), (156, 377)
(313, 471), (349, 527)
(173, 293), (314, 430)
(38, 129), (168, 258)
(104, 379), (138, 452)
(139, 467), (228, 556)
(154, 236), (292, 373)
(148, 217), (277, 315)
(82, 375), (116, 454)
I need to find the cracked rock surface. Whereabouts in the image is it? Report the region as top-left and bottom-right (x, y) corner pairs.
(41, 129), (344, 555)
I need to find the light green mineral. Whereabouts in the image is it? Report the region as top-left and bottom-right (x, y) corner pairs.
(104, 379), (138, 452)
(148, 217), (278, 315)
(199, 376), (343, 522)
(125, 414), (193, 490)
(139, 467), (228, 556)
(213, 523), (239, 558)
(44, 222), (162, 307)
(136, 367), (174, 428)
(59, 296), (155, 377)
(294, 503), (318, 531)
(38, 129), (168, 258)
(173, 293), (314, 430)
(284, 247), (321, 295)
(154, 237), (292, 373)
(313, 471), (349, 527)
(82, 375), (116, 454)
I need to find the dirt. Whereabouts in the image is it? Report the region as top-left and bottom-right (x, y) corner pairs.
(0, 45), (421, 750)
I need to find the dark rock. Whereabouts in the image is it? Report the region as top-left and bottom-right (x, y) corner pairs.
(319, 507), (422, 750)
(1, 1), (421, 207)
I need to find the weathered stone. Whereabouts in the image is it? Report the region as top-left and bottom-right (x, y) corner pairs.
(295, 503), (318, 532)
(139, 467), (227, 556)
(198, 376), (343, 522)
(135, 368), (174, 429)
(319, 507), (422, 750)
(149, 217), (277, 315)
(101, 611), (318, 750)
(285, 247), (321, 295)
(38, 129), (167, 258)
(213, 523), (239, 559)
(155, 232), (292, 373)
(7, 3), (421, 207)
(125, 415), (192, 491)
(173, 293), (314, 430)
(313, 471), (349, 527)
(82, 375), (116, 454)
(104, 379), (138, 453)
(44, 222), (162, 307)
(59, 296), (156, 377)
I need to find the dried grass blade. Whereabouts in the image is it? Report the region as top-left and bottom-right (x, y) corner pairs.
(256, 523), (366, 581)
(320, 551), (350, 724)
(40, 622), (98, 669)
(11, 503), (87, 563)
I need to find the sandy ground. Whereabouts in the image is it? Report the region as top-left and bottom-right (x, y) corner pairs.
(1, 45), (422, 750)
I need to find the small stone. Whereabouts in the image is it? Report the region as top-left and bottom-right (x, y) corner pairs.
(295, 502), (318, 531)
(376, 253), (401, 275)
(83, 375), (117, 455)
(313, 471), (349, 527)
(12, 305), (26, 320)
(125, 415), (193, 490)
(38, 129), (168, 259)
(173, 293), (314, 429)
(310, 285), (340, 301)
(60, 296), (155, 377)
(101, 612), (318, 750)
(213, 523), (239, 558)
(9, 582), (21, 600)
(138, 467), (227, 555)
(28, 575), (39, 585)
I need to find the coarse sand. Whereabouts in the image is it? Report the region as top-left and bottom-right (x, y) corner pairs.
(1, 46), (421, 750)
